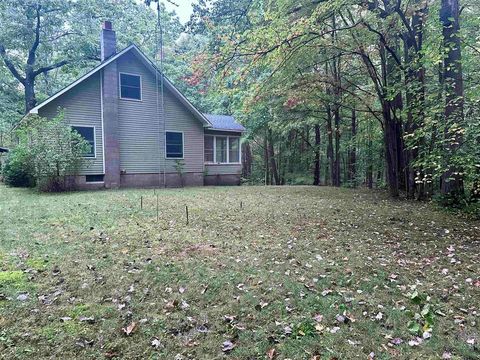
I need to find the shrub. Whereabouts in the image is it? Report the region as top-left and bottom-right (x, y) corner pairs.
(2, 148), (35, 187)
(6, 113), (90, 192)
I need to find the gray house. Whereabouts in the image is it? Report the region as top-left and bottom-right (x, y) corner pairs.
(27, 21), (245, 189)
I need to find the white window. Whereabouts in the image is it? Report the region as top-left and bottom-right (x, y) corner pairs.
(216, 137), (228, 163)
(229, 137), (240, 163)
(204, 135), (214, 162)
(165, 131), (184, 159)
(119, 73), (141, 100)
(72, 126), (95, 158)
(204, 135), (241, 164)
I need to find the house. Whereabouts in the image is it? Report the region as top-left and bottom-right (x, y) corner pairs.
(26, 21), (245, 189)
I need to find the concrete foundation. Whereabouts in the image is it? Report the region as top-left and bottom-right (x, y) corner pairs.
(72, 172), (241, 189)
(120, 172), (204, 188)
(204, 174), (241, 186)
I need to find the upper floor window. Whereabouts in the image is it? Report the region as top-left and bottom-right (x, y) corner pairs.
(72, 126), (95, 158)
(119, 73), (141, 100)
(165, 131), (184, 159)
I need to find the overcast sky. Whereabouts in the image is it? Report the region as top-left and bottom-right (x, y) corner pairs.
(138, 0), (194, 24)
(165, 0), (194, 23)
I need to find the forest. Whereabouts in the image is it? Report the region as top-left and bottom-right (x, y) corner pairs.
(0, 0), (479, 207)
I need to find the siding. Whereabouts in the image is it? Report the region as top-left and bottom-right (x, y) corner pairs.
(116, 52), (205, 174)
(38, 73), (103, 175)
(205, 164), (242, 175)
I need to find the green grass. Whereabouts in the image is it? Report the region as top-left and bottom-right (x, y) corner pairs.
(0, 184), (479, 359)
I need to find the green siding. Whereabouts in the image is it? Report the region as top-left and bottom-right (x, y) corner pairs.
(116, 52), (205, 174)
(38, 73), (104, 175)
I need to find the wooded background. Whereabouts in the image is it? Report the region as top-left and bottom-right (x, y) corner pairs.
(1, 0), (479, 204)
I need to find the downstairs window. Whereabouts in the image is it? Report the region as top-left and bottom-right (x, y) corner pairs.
(72, 126), (95, 158)
(165, 131), (184, 159)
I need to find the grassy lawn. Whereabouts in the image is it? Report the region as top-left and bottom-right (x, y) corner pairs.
(0, 185), (479, 359)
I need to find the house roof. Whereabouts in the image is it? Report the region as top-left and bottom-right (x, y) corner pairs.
(203, 114), (246, 132)
(26, 44), (213, 128)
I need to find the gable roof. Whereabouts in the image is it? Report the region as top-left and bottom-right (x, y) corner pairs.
(204, 114), (246, 132)
(28, 44), (212, 127)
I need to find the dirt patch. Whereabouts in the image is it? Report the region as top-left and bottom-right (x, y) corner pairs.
(178, 243), (218, 257)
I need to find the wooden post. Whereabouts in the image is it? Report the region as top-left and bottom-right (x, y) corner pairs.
(156, 194), (159, 221)
(185, 205), (189, 225)
(240, 201), (243, 209)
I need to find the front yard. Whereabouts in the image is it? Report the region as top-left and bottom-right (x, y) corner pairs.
(0, 185), (479, 359)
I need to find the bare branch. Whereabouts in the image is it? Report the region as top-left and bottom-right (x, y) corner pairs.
(33, 60), (69, 77)
(27, 4), (42, 66)
(0, 44), (25, 85)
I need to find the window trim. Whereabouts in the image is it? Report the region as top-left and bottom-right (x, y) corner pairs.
(204, 135), (241, 165)
(119, 72), (142, 101)
(165, 130), (185, 159)
(71, 125), (96, 159)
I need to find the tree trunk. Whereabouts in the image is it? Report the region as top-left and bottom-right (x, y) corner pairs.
(264, 134), (269, 185)
(440, 0), (464, 198)
(366, 118), (373, 189)
(24, 75), (37, 113)
(241, 142), (252, 178)
(268, 129), (280, 185)
(403, 3), (427, 199)
(333, 104), (341, 187)
(313, 124), (321, 185)
(382, 102), (400, 197)
(380, 43), (403, 197)
(347, 108), (357, 186)
(326, 105), (334, 186)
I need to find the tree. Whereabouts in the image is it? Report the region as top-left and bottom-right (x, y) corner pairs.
(0, 1), (88, 112)
(440, 0), (465, 198)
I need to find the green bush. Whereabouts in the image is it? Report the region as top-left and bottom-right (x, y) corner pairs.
(3, 113), (90, 192)
(2, 148), (35, 187)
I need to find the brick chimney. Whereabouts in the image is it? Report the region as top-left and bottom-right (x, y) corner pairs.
(100, 20), (120, 188)
(100, 21), (116, 61)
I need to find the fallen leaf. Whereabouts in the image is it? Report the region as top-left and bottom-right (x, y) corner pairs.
(321, 289), (332, 296)
(222, 340), (235, 352)
(79, 316), (95, 324)
(17, 293), (29, 302)
(330, 326), (340, 333)
(151, 338), (162, 349)
(267, 348), (276, 359)
(389, 338), (403, 346)
(122, 322), (137, 336)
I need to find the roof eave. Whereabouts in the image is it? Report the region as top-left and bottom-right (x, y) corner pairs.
(208, 127), (246, 133)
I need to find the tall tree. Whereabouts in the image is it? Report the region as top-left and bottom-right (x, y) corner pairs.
(440, 0), (465, 198)
(0, 1), (88, 112)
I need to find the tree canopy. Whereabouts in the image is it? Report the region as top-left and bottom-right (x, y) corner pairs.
(0, 0), (478, 206)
